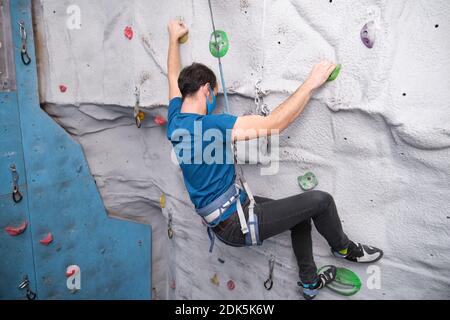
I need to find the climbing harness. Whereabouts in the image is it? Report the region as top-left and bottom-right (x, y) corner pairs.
(18, 21), (31, 65)
(198, 0), (261, 253)
(264, 256), (275, 290)
(134, 86), (145, 128)
(18, 275), (36, 300)
(317, 266), (361, 296)
(10, 164), (23, 203)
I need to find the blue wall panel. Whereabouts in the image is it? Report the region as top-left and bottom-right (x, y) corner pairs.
(0, 92), (36, 300)
(0, 0), (151, 299)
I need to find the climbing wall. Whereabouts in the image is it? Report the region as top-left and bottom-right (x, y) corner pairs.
(34, 0), (450, 299)
(0, 0), (151, 300)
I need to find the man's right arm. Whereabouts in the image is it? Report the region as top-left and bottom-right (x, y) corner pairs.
(232, 60), (336, 141)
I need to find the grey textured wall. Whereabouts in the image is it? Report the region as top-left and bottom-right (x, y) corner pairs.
(34, 0), (450, 299)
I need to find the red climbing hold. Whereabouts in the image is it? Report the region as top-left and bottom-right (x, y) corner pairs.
(154, 116), (167, 126)
(5, 221), (28, 236)
(59, 85), (67, 93)
(66, 269), (76, 277)
(124, 26), (134, 40)
(227, 280), (235, 291)
(40, 233), (53, 246)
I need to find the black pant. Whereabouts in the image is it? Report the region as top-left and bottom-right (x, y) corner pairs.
(214, 190), (350, 283)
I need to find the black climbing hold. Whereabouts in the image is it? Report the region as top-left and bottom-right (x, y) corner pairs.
(403, 93), (406, 96)
(278, 41), (281, 45)
(435, 24), (439, 28)
(218, 258), (225, 264)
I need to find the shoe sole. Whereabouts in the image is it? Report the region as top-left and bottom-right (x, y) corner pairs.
(332, 249), (384, 264)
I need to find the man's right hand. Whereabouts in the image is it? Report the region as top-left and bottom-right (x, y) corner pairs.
(168, 20), (188, 43)
(304, 60), (337, 91)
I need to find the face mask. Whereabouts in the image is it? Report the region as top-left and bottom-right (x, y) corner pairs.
(206, 87), (217, 115)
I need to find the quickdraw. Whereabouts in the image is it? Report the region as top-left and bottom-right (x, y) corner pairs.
(18, 275), (36, 300)
(264, 256), (275, 290)
(168, 212), (174, 239)
(10, 164), (23, 203)
(134, 86), (145, 128)
(18, 21), (31, 65)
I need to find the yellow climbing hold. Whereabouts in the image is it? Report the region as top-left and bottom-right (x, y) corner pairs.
(160, 194), (166, 209)
(137, 111), (145, 121)
(210, 273), (220, 286)
(179, 33), (189, 44)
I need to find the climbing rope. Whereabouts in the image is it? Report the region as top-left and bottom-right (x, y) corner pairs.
(207, 0), (230, 114)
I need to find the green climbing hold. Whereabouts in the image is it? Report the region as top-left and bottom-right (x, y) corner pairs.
(209, 30), (229, 58)
(298, 172), (318, 191)
(318, 266), (361, 296)
(327, 63), (342, 82)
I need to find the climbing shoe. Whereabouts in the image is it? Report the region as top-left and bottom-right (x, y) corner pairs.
(298, 265), (337, 300)
(333, 241), (383, 263)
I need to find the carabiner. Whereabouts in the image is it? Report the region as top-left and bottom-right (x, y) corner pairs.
(264, 257), (275, 290)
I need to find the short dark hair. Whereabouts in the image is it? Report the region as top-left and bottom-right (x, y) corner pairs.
(178, 63), (217, 100)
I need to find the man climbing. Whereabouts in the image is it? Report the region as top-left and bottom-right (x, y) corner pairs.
(166, 20), (383, 300)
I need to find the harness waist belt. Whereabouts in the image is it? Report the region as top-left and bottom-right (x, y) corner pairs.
(196, 183), (239, 224)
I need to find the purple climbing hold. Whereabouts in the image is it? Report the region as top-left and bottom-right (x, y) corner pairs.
(361, 21), (375, 49)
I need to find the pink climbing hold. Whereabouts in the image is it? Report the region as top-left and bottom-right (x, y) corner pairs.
(124, 26), (134, 40)
(227, 280), (235, 291)
(59, 85), (67, 93)
(170, 280), (176, 290)
(5, 221), (28, 236)
(154, 116), (167, 126)
(40, 233), (53, 246)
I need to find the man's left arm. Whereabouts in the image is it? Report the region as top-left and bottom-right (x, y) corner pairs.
(167, 20), (188, 100)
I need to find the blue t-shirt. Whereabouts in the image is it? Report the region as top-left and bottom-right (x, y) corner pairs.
(167, 97), (246, 222)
